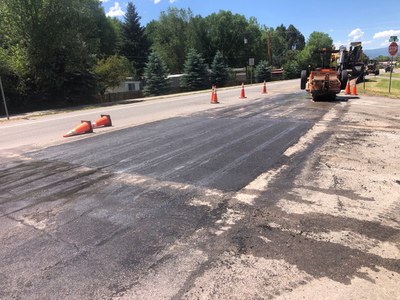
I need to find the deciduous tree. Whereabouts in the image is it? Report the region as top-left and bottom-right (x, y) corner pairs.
(146, 8), (191, 74)
(93, 55), (131, 95)
(0, 0), (107, 101)
(297, 32), (333, 69)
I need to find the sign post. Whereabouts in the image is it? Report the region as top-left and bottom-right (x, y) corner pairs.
(249, 58), (255, 84)
(388, 40), (398, 94)
(0, 76), (9, 120)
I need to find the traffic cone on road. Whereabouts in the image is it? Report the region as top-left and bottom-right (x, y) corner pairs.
(92, 114), (112, 128)
(239, 83), (247, 99)
(261, 81), (268, 94)
(63, 121), (93, 138)
(351, 81), (358, 95)
(211, 85), (219, 104)
(210, 85), (215, 102)
(345, 81), (351, 95)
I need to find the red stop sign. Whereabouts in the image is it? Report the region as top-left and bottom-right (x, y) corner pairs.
(389, 42), (398, 56)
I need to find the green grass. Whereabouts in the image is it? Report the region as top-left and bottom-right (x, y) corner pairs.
(379, 72), (400, 78)
(357, 77), (400, 98)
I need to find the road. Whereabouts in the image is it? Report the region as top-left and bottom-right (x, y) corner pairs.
(0, 80), (297, 151)
(1, 81), (399, 299)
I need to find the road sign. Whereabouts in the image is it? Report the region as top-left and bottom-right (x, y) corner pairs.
(389, 36), (398, 42)
(249, 58), (255, 66)
(388, 42), (398, 56)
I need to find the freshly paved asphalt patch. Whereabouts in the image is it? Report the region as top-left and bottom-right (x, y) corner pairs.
(27, 94), (332, 191)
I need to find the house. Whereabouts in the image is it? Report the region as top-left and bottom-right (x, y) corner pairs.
(101, 77), (143, 102)
(107, 77), (142, 93)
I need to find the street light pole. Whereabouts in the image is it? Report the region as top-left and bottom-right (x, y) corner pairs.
(244, 37), (248, 84)
(0, 76), (10, 120)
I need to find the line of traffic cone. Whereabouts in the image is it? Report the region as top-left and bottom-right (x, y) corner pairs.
(211, 85), (219, 104)
(63, 115), (113, 138)
(261, 81), (268, 94)
(239, 83), (247, 99)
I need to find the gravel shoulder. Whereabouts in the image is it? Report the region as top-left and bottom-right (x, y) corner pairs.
(267, 95), (400, 298)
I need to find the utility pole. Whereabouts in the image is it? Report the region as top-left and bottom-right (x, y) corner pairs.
(267, 31), (272, 65)
(0, 76), (9, 120)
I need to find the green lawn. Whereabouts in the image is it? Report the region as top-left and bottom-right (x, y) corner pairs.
(379, 72), (400, 78)
(357, 77), (400, 98)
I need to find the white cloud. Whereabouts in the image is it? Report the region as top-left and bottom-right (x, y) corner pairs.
(154, 0), (161, 3)
(333, 40), (343, 48)
(381, 41), (390, 47)
(348, 28), (364, 41)
(373, 30), (400, 39)
(170, 0), (177, 2)
(106, 2), (124, 17)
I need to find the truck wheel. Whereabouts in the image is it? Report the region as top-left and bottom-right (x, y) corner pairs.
(340, 70), (348, 90)
(300, 70), (307, 90)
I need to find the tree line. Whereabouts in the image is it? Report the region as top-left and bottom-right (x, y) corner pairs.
(0, 0), (334, 112)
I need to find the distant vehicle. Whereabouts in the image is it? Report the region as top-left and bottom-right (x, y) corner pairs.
(365, 60), (379, 75)
(385, 65), (393, 73)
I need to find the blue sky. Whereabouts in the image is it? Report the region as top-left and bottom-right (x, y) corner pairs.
(101, 0), (400, 50)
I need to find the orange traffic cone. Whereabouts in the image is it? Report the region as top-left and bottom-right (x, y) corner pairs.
(210, 85), (215, 102)
(261, 81), (267, 94)
(239, 83), (247, 99)
(63, 121), (93, 138)
(92, 114), (112, 128)
(211, 85), (219, 104)
(345, 81), (351, 95)
(351, 81), (358, 95)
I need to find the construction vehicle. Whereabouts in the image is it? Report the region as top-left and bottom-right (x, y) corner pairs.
(300, 42), (367, 101)
(337, 42), (365, 82)
(385, 64), (393, 73)
(300, 48), (348, 101)
(365, 60), (380, 75)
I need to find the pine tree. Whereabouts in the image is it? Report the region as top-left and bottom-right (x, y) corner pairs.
(210, 51), (229, 87)
(143, 51), (170, 96)
(180, 49), (208, 91)
(255, 60), (272, 83)
(119, 2), (148, 78)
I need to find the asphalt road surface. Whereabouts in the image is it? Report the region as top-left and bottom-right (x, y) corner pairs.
(1, 82), (399, 299)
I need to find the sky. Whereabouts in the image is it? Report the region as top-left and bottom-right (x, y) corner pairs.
(101, 0), (400, 50)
